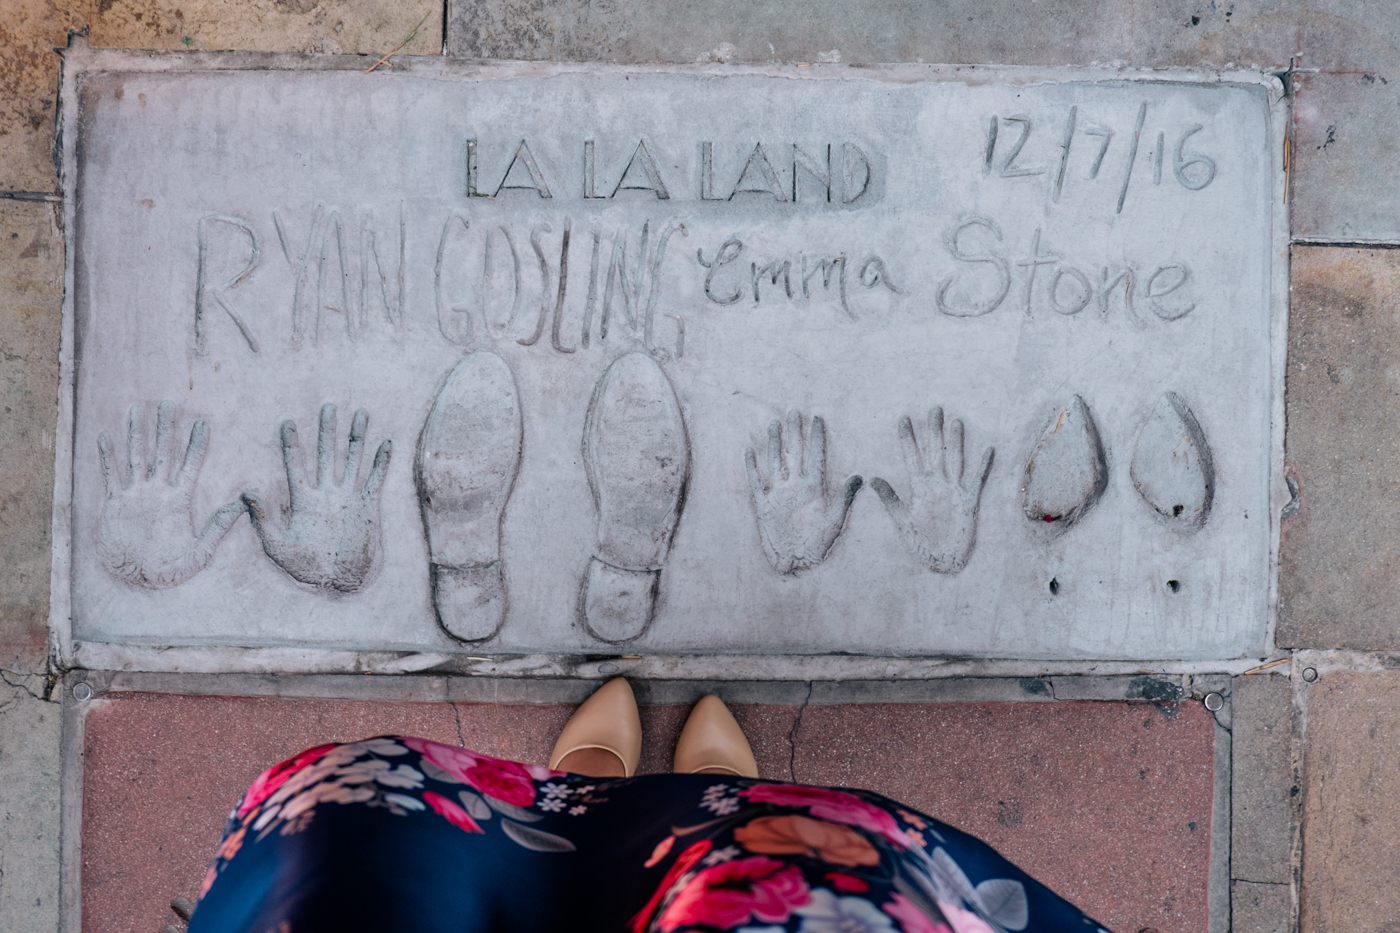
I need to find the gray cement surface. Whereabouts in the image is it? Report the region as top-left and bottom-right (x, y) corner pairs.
(1231, 674), (1294, 885)
(54, 51), (1284, 666)
(0, 673), (60, 933)
(0, 200), (63, 670)
(445, 0), (1397, 73)
(1232, 880), (1291, 933)
(1292, 74), (1400, 243)
(1278, 247), (1400, 650)
(1296, 666), (1400, 933)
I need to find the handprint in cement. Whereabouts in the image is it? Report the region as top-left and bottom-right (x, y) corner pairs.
(870, 407), (994, 574)
(96, 401), (243, 589)
(745, 411), (863, 575)
(243, 404), (392, 594)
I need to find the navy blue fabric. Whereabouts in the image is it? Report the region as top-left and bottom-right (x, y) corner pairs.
(189, 736), (1110, 933)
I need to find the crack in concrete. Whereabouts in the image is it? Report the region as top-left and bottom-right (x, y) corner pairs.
(788, 681), (813, 781)
(0, 669), (59, 704)
(450, 700), (466, 747)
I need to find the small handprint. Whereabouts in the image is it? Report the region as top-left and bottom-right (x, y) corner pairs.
(243, 404), (392, 594)
(96, 401), (243, 589)
(744, 411), (863, 575)
(870, 407), (994, 574)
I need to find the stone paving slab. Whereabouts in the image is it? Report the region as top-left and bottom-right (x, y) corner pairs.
(1299, 669), (1400, 933)
(1232, 880), (1291, 933)
(0, 200), (64, 670)
(1230, 673), (1294, 884)
(80, 691), (1214, 933)
(1278, 247), (1400, 649)
(0, 680), (60, 933)
(0, 0), (86, 192)
(445, 0), (1397, 71)
(1292, 73), (1400, 242)
(1, 2), (441, 193)
(84, 0), (442, 57)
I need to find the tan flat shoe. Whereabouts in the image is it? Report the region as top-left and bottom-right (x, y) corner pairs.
(548, 678), (642, 777)
(674, 695), (759, 777)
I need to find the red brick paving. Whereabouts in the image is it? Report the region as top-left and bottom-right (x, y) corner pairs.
(82, 693), (1213, 933)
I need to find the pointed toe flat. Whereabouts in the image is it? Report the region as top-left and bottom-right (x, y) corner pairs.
(674, 694), (759, 778)
(549, 678), (643, 777)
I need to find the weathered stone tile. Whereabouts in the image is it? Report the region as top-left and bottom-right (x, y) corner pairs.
(446, 0), (1395, 70)
(1300, 670), (1400, 933)
(0, 683), (61, 933)
(2, 1), (444, 191)
(1292, 73), (1400, 241)
(1231, 673), (1294, 883)
(87, 0), (442, 56)
(1278, 247), (1400, 649)
(1232, 880), (1291, 933)
(0, 201), (63, 670)
(0, 0), (87, 192)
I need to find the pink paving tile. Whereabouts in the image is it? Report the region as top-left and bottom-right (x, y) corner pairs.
(81, 693), (1212, 933)
(792, 701), (1216, 933)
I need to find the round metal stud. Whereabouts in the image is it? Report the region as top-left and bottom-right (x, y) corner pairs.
(1203, 692), (1224, 712)
(1301, 667), (1319, 683)
(598, 662), (620, 675)
(72, 682), (93, 701)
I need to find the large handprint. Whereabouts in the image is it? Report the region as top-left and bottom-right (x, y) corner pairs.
(96, 401), (243, 589)
(870, 407), (994, 574)
(243, 404), (392, 594)
(745, 411), (863, 575)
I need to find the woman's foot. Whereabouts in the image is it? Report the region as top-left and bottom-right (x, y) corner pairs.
(548, 678), (642, 777)
(674, 695), (760, 778)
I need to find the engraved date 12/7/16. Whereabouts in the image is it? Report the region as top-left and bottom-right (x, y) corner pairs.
(984, 102), (1218, 212)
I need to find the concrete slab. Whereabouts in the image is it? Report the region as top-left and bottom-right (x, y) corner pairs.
(1230, 673), (1294, 884)
(0, 0), (84, 192)
(0, 200), (64, 671)
(0, 677), (61, 933)
(1292, 73), (1400, 242)
(444, 0), (1396, 72)
(1299, 670), (1400, 933)
(1232, 880), (1291, 933)
(85, 0), (442, 57)
(55, 52), (1283, 666)
(78, 691), (1216, 933)
(1278, 247), (1400, 649)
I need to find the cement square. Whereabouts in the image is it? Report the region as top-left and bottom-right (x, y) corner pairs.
(54, 53), (1285, 666)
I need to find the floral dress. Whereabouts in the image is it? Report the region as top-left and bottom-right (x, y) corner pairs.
(189, 736), (1111, 933)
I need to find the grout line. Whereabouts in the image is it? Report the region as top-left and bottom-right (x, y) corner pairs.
(1210, 700), (1233, 933)
(0, 191), (61, 202)
(1292, 237), (1400, 249)
(58, 678), (88, 933)
(1289, 657), (1308, 933)
(82, 670), (1204, 706)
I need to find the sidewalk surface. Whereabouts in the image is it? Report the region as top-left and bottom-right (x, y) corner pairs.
(81, 692), (1214, 933)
